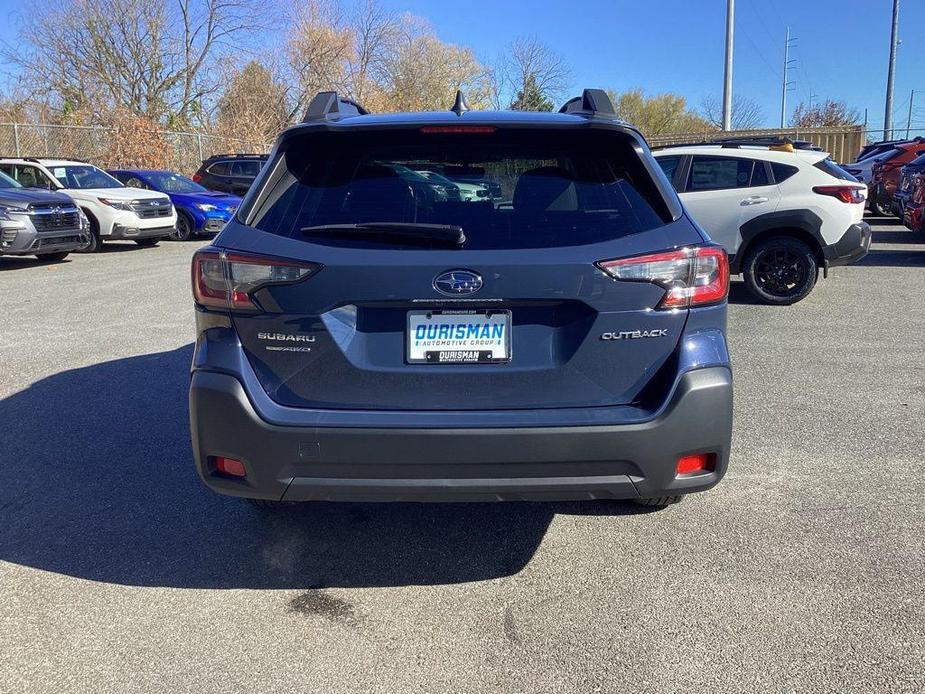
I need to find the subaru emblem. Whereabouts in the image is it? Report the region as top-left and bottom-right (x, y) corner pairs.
(433, 270), (483, 296)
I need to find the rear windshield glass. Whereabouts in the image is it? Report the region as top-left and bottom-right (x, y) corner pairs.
(243, 128), (668, 250)
(814, 158), (857, 182)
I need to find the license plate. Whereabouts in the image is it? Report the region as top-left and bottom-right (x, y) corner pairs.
(407, 310), (511, 364)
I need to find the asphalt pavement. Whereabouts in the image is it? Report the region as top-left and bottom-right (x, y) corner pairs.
(1, 216), (923, 693)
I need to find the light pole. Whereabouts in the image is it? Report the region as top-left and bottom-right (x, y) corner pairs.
(884, 0), (900, 140)
(722, 0), (734, 131)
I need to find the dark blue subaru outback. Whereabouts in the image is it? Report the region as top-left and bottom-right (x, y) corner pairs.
(189, 89), (733, 508)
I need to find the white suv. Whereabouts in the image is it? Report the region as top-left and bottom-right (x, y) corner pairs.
(0, 158), (177, 252)
(653, 143), (871, 304)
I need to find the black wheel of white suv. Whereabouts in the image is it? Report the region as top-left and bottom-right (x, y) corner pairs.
(742, 236), (818, 305)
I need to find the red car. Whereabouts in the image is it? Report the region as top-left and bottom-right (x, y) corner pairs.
(902, 170), (925, 232)
(868, 139), (925, 215)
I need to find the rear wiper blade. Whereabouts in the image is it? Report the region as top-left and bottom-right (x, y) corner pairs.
(300, 223), (465, 245)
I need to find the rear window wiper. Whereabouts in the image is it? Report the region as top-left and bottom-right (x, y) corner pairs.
(300, 223), (465, 245)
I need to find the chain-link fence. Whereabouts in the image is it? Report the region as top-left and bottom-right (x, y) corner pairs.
(0, 123), (271, 175)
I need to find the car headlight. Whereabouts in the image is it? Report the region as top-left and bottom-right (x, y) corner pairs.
(98, 198), (134, 211)
(195, 203), (218, 212)
(0, 205), (28, 222)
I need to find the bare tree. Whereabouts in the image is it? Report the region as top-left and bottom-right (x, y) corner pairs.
(378, 15), (492, 111)
(499, 36), (571, 110)
(610, 89), (714, 136)
(4, 0), (261, 125)
(790, 100), (860, 128)
(283, 1), (491, 115)
(700, 94), (764, 130)
(215, 60), (289, 147)
(285, 0), (354, 119)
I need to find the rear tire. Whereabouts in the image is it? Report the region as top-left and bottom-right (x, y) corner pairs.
(634, 495), (684, 508)
(742, 236), (818, 305)
(35, 251), (69, 262)
(871, 200), (891, 217)
(134, 238), (159, 248)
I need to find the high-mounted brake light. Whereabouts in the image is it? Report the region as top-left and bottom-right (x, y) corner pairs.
(597, 247), (729, 310)
(813, 185), (866, 204)
(192, 248), (320, 311)
(419, 126), (497, 134)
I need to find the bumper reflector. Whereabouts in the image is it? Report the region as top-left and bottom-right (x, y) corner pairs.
(213, 456), (246, 477)
(676, 453), (715, 476)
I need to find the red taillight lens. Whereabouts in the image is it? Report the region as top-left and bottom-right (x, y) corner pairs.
(192, 173), (202, 183)
(597, 246), (729, 310)
(813, 185), (866, 204)
(192, 248), (320, 311)
(676, 453), (716, 476)
(212, 456), (246, 477)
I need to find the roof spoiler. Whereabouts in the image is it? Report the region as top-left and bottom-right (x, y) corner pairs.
(302, 91), (369, 123)
(558, 89), (616, 117)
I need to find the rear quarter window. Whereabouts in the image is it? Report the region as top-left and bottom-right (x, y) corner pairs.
(242, 128), (671, 250)
(771, 162), (799, 183)
(813, 158), (857, 182)
(208, 161), (230, 175)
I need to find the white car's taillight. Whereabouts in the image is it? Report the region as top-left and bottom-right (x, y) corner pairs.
(597, 246), (729, 310)
(812, 185), (866, 204)
(192, 248), (320, 311)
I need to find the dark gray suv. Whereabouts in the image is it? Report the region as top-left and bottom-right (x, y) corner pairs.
(0, 170), (87, 261)
(189, 90), (733, 508)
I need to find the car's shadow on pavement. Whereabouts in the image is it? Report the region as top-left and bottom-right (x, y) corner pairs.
(0, 345), (644, 589)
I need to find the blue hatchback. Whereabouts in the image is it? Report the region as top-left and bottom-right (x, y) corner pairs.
(189, 90), (733, 509)
(108, 169), (241, 240)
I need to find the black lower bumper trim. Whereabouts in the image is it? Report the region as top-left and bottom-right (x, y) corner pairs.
(823, 221), (871, 268)
(190, 366), (733, 503)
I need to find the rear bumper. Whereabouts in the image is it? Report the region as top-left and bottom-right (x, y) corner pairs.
(190, 364), (733, 503)
(823, 221), (871, 269)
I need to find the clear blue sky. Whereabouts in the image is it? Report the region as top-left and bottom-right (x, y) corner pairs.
(378, 0), (924, 133)
(0, 0), (921, 133)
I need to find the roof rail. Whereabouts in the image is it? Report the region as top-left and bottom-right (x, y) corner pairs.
(302, 91), (369, 123)
(656, 137), (822, 151)
(558, 89), (616, 117)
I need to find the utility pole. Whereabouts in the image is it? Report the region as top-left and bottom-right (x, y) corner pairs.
(884, 0), (900, 140)
(722, 0), (734, 131)
(907, 90), (917, 138)
(780, 27), (796, 128)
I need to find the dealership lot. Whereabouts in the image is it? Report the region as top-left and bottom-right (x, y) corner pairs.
(1, 217), (923, 693)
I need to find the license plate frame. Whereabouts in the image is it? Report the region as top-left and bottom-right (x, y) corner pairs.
(406, 309), (512, 364)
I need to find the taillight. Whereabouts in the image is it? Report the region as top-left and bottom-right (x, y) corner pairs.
(597, 246), (729, 310)
(192, 248), (320, 311)
(813, 185), (866, 204)
(192, 173), (202, 183)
